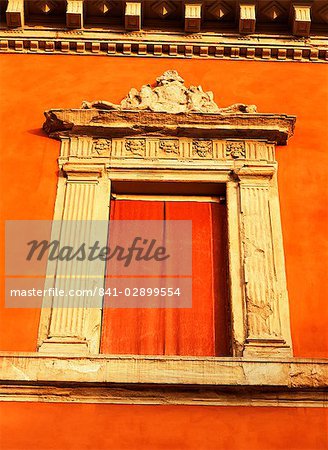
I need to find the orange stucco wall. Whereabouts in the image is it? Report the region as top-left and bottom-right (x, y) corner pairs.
(0, 55), (327, 450)
(0, 54), (327, 357)
(1, 403), (327, 450)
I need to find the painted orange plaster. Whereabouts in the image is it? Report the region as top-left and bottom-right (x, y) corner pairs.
(0, 403), (327, 450)
(0, 55), (327, 358)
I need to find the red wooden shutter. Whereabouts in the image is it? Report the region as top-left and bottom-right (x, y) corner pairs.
(101, 199), (229, 356)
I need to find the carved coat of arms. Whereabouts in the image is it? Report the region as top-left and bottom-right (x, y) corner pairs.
(82, 70), (257, 115)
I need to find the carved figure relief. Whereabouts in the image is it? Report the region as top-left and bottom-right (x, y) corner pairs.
(93, 139), (112, 155)
(125, 139), (146, 156)
(82, 70), (257, 115)
(193, 140), (213, 157)
(226, 142), (246, 159)
(159, 139), (179, 155)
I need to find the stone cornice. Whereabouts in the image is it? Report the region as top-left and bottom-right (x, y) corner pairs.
(0, 29), (327, 62)
(44, 109), (296, 145)
(2, 0), (327, 61)
(0, 353), (327, 406)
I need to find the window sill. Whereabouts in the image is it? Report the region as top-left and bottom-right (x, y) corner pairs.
(0, 353), (327, 407)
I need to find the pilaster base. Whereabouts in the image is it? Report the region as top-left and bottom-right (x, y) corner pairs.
(243, 338), (292, 358)
(38, 339), (89, 355)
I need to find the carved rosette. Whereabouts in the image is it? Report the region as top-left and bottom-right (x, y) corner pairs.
(159, 139), (179, 156)
(193, 140), (213, 158)
(125, 139), (146, 157)
(226, 142), (246, 159)
(93, 139), (112, 156)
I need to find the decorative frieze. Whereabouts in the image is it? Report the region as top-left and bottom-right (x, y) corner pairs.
(59, 136), (277, 164)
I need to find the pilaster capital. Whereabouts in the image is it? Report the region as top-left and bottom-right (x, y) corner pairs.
(62, 163), (105, 181)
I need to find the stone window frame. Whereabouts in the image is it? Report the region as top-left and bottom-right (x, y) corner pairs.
(37, 107), (296, 360)
(1, 97), (327, 407)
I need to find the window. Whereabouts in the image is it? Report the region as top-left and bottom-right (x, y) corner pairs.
(101, 195), (230, 357)
(38, 72), (295, 361)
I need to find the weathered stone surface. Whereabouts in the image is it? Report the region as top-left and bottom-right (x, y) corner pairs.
(43, 108), (296, 145)
(43, 72), (295, 145)
(1, 354), (328, 386)
(81, 71), (257, 115)
(38, 74), (301, 377)
(0, 354), (327, 406)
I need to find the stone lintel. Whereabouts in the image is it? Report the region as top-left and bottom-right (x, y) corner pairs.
(43, 109), (296, 146)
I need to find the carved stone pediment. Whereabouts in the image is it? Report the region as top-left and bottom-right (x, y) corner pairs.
(81, 70), (257, 115)
(42, 71), (296, 145)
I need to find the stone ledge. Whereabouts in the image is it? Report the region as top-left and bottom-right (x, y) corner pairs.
(43, 109), (296, 145)
(0, 384), (327, 407)
(0, 354), (327, 406)
(0, 354), (327, 385)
